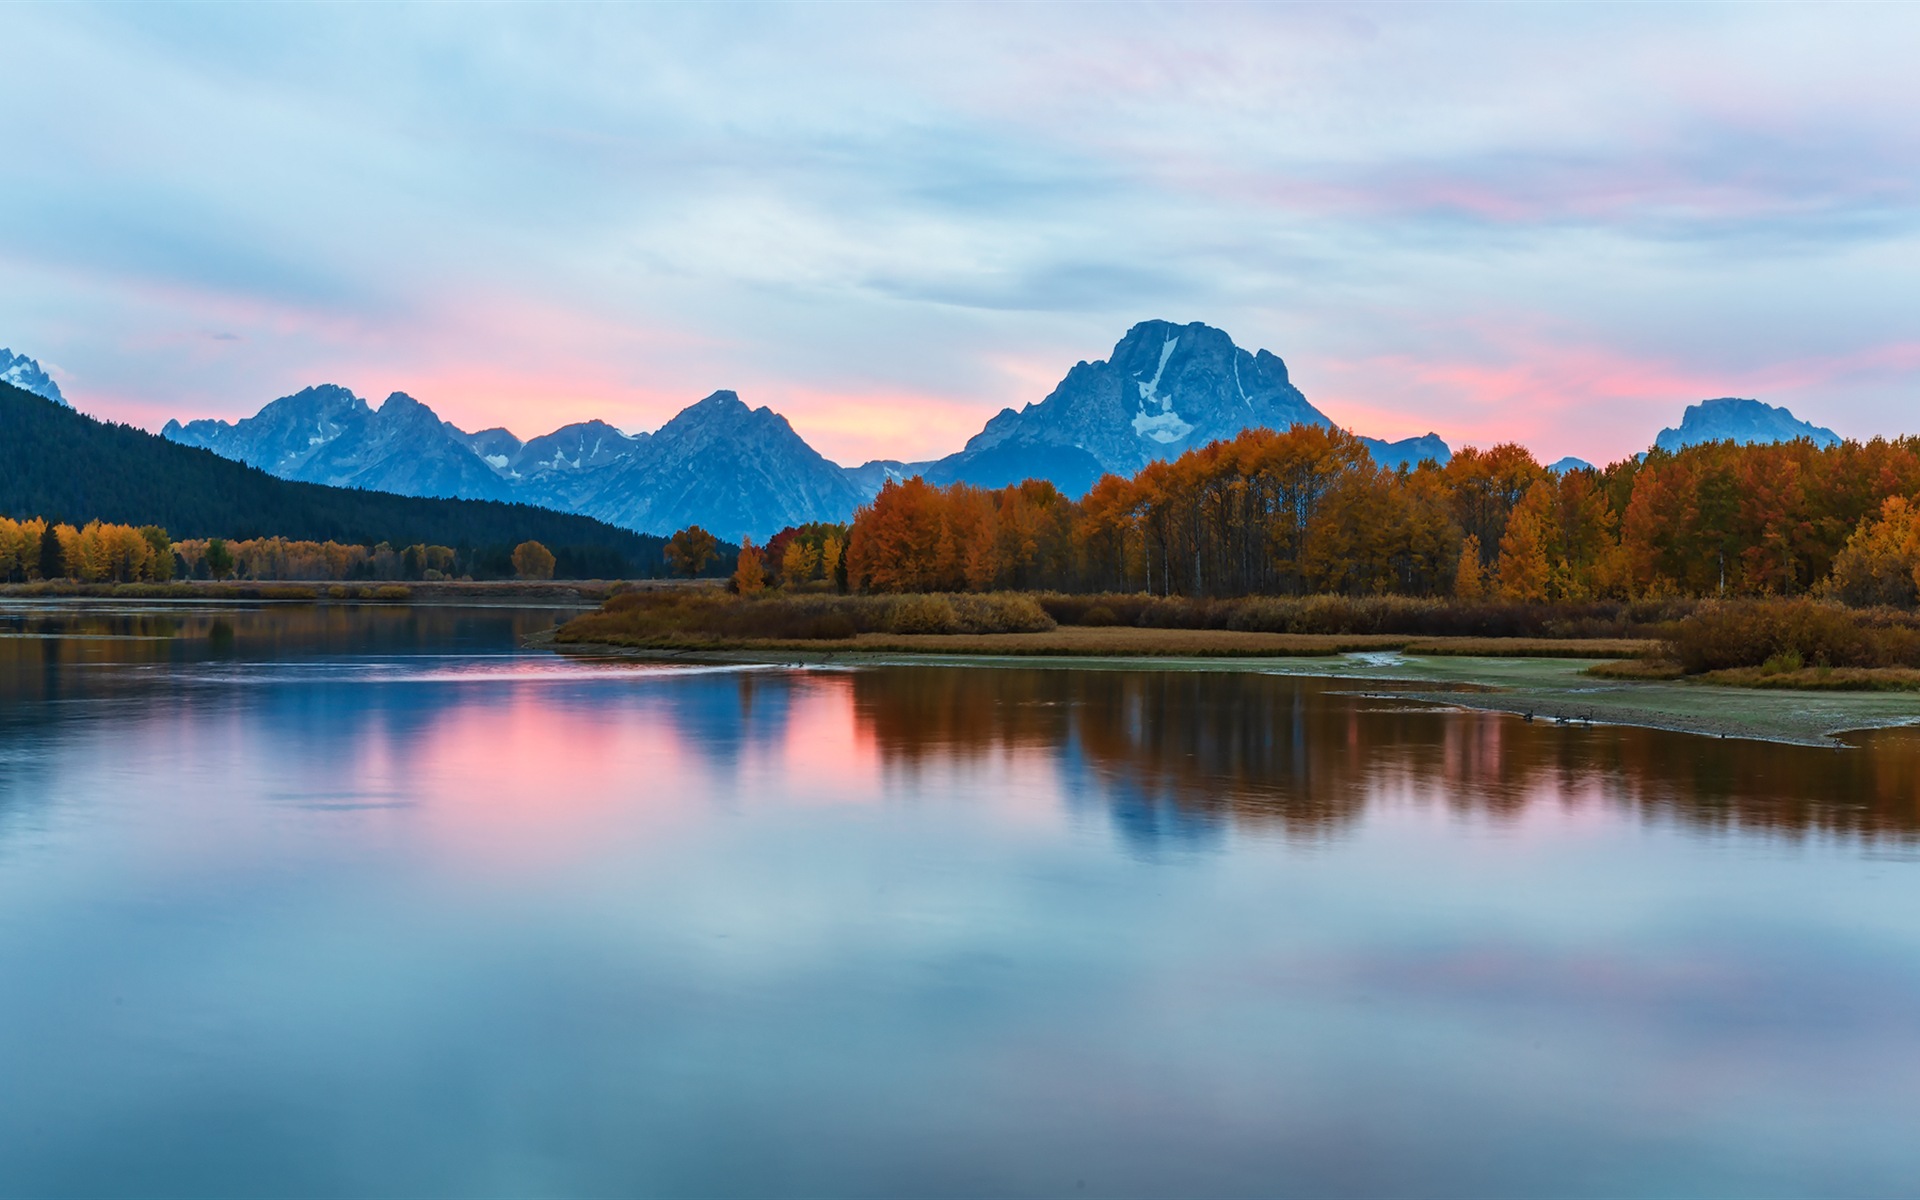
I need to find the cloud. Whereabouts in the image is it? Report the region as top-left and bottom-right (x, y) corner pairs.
(2, 2), (1917, 464)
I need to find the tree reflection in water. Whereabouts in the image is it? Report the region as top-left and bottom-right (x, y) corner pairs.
(849, 666), (1920, 844)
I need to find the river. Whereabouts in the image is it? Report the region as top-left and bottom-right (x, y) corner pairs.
(2, 601), (1917, 1197)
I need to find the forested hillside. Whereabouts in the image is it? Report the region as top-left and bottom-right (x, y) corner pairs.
(0, 382), (670, 577)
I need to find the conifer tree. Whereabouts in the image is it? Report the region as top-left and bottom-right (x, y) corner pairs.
(38, 522), (64, 581)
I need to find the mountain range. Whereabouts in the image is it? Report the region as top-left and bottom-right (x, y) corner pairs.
(158, 321), (1460, 542)
(8, 319), (1845, 544)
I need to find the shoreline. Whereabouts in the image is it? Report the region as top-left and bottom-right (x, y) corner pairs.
(0, 579), (649, 608)
(538, 632), (1920, 748)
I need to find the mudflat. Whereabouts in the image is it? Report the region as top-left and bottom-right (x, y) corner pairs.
(545, 633), (1920, 747)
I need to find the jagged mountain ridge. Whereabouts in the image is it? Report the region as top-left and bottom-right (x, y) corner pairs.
(157, 323), (1462, 540)
(1654, 397), (1840, 452)
(165, 386), (515, 502)
(572, 391), (863, 542)
(2, 348), (66, 406)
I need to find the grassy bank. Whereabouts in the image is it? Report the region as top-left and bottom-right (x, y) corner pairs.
(556, 624), (1655, 660)
(1582, 599), (1920, 691)
(554, 587), (1676, 655)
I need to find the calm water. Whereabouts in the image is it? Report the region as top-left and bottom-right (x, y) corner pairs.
(3, 602), (1919, 1198)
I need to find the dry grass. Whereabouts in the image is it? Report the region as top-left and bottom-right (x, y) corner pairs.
(1587, 658), (1687, 680)
(562, 624), (1675, 660)
(571, 625), (1411, 657)
(1403, 637), (1659, 659)
(1698, 666), (1920, 691)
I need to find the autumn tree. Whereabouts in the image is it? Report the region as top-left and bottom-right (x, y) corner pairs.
(1496, 482), (1555, 602)
(1454, 535), (1486, 600)
(665, 526), (720, 578)
(732, 538), (767, 595)
(512, 540), (557, 581)
(780, 537), (820, 584)
(1829, 496), (1920, 607)
(821, 534), (846, 592)
(1446, 443), (1548, 568)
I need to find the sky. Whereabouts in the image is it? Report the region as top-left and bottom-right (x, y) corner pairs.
(3, 2), (1918, 468)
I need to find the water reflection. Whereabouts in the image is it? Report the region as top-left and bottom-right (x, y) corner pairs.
(3, 604), (1920, 1197)
(847, 666), (1920, 846)
(3, 603), (1916, 853)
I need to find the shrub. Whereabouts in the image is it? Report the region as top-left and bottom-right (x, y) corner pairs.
(887, 595), (960, 634)
(949, 593), (1056, 634)
(1036, 592), (1690, 638)
(1668, 599), (1920, 673)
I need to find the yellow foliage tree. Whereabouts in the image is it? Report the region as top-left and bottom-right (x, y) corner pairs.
(1454, 534), (1486, 600)
(512, 540), (556, 581)
(820, 534), (844, 589)
(733, 538), (766, 595)
(1828, 495), (1920, 607)
(780, 538), (820, 584)
(1497, 482), (1556, 602)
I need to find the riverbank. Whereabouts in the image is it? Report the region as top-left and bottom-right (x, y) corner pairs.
(549, 624), (1658, 659)
(539, 631), (1920, 747)
(0, 579), (698, 607)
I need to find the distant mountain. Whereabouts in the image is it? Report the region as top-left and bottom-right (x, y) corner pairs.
(506, 420), (649, 511)
(2, 381), (674, 577)
(165, 386), (515, 502)
(843, 459), (930, 503)
(1548, 456), (1595, 474)
(163, 384), (834, 541)
(1654, 398), (1840, 453)
(571, 391), (864, 543)
(1362, 433), (1452, 471)
(922, 321), (1450, 496)
(1, 348), (66, 406)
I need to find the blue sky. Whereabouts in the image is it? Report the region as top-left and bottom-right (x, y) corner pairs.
(3, 3), (1917, 466)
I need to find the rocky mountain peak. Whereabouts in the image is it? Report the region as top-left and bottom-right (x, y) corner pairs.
(1654, 398), (1840, 452)
(1, 348), (68, 406)
(928, 319), (1337, 495)
(576, 390), (861, 542)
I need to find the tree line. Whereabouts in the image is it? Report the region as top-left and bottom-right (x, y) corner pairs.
(747, 426), (1920, 604)
(1, 516), (573, 583)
